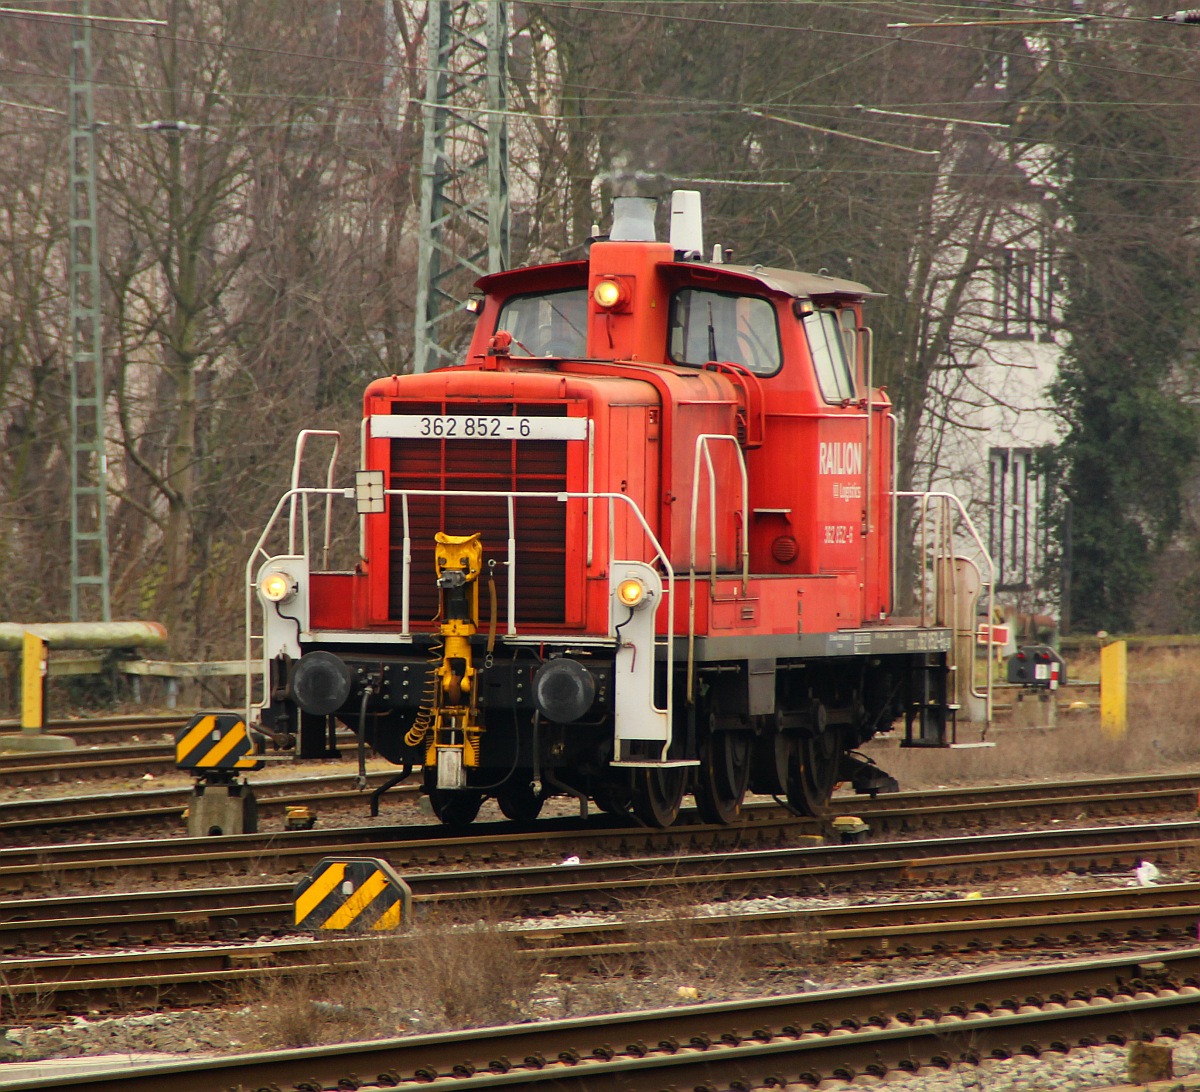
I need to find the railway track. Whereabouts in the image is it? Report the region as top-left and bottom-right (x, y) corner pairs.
(0, 715), (187, 788)
(0, 770), (415, 841)
(0, 714), (185, 747)
(2, 766), (1198, 847)
(2, 794), (1198, 895)
(5, 948), (1197, 1091)
(0, 774), (1195, 1084)
(0, 742), (181, 787)
(2, 818), (1197, 954)
(0, 725), (369, 791)
(2, 875), (1200, 1013)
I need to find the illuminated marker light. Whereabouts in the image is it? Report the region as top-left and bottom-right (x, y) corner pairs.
(593, 278), (625, 309)
(260, 571), (295, 603)
(616, 577), (648, 609)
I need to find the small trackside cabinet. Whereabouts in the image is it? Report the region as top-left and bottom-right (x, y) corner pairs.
(1006, 645), (1067, 689)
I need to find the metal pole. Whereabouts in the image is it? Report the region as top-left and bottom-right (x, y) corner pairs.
(486, 1), (510, 275)
(413, 1), (510, 374)
(67, 0), (111, 620)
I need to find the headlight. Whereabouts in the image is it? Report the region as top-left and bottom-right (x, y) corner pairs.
(616, 576), (648, 609)
(260, 570), (295, 603)
(593, 277), (628, 310)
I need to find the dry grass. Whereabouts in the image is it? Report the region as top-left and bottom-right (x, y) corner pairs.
(240, 965), (366, 1049)
(548, 885), (828, 1016)
(380, 905), (541, 1029)
(614, 885), (755, 992)
(864, 646), (1200, 790)
(237, 906), (541, 1050)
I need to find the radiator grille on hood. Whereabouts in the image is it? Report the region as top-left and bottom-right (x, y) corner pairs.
(387, 402), (570, 628)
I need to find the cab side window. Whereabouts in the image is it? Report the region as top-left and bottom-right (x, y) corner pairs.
(804, 309), (855, 403)
(669, 289), (782, 376)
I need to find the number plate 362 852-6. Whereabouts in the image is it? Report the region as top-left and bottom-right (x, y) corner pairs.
(370, 414), (588, 441)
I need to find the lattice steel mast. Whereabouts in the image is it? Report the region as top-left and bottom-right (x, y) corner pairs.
(413, 0), (510, 374)
(67, 0), (110, 621)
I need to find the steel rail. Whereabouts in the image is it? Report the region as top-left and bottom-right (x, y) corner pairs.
(845, 782), (1200, 835)
(0, 808), (799, 886)
(3, 831), (1200, 959)
(3, 949), (1198, 1091)
(0, 771), (415, 839)
(4, 768), (1199, 840)
(0, 816), (1196, 898)
(0, 744), (178, 787)
(0, 743), (174, 767)
(0, 713), (184, 734)
(530, 888), (1200, 962)
(3, 878), (1200, 985)
(6, 766), (1200, 859)
(851, 768), (1200, 806)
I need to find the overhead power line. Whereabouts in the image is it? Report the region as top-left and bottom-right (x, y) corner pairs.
(747, 108), (941, 156)
(0, 5), (165, 26)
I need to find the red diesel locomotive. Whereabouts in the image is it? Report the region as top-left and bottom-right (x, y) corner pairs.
(247, 192), (983, 827)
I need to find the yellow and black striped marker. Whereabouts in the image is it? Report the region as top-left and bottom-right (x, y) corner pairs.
(293, 857), (411, 932)
(175, 713), (264, 772)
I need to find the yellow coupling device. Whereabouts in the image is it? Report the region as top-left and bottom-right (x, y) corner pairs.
(427, 533), (484, 787)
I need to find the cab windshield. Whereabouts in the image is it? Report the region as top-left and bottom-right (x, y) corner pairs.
(668, 289), (782, 376)
(495, 289), (588, 358)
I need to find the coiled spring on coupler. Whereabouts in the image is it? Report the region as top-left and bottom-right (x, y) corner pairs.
(404, 637), (443, 748)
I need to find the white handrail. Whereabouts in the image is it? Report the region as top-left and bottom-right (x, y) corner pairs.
(247, 484), (676, 752)
(687, 434), (749, 701)
(894, 489), (996, 724)
(400, 495), (411, 638)
(288, 430), (341, 568)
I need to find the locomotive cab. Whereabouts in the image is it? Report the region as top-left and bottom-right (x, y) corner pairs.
(247, 191), (989, 828)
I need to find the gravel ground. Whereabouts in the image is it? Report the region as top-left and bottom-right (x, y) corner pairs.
(3, 708), (1198, 1084)
(821, 1036), (1200, 1091)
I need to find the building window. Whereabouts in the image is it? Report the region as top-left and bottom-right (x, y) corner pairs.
(995, 248), (1039, 339)
(988, 446), (1054, 593)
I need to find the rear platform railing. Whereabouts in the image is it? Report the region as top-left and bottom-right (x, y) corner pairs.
(895, 490), (996, 725)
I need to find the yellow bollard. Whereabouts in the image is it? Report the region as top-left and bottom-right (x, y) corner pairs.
(20, 631), (47, 732)
(1100, 639), (1127, 740)
(0, 632), (73, 753)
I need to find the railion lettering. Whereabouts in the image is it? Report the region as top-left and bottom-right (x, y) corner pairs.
(818, 441), (863, 476)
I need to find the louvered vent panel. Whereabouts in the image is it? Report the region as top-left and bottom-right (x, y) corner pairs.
(388, 402), (569, 628)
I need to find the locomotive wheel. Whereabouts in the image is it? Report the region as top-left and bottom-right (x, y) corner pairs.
(427, 788), (483, 826)
(496, 781), (544, 823)
(592, 782), (634, 816)
(693, 731), (751, 825)
(786, 726), (841, 817)
(630, 767), (688, 828)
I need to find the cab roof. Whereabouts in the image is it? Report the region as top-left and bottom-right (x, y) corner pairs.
(663, 261), (882, 300)
(475, 257), (881, 301)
